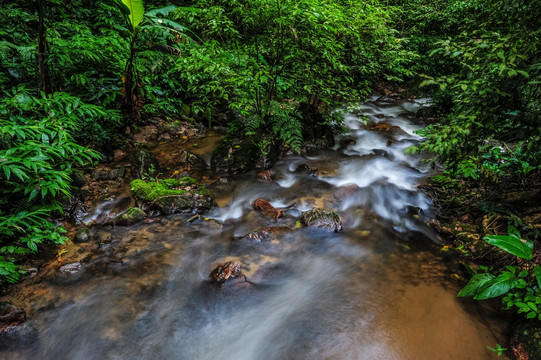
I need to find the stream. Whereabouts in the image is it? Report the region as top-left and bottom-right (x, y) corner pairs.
(1, 96), (508, 359)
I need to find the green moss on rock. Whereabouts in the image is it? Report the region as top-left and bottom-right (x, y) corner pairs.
(130, 177), (215, 215)
(112, 207), (145, 226)
(301, 208), (342, 232)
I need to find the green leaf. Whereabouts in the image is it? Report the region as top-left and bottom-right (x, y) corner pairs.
(474, 272), (518, 300)
(507, 225), (521, 240)
(484, 234), (532, 260)
(458, 273), (494, 297)
(121, 0), (144, 30)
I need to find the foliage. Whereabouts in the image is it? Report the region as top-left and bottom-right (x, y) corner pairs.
(0, 87), (101, 283)
(458, 226), (541, 320)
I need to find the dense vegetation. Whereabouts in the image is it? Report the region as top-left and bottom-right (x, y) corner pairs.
(0, 0), (540, 338)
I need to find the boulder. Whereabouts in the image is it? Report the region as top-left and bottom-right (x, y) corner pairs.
(301, 208), (343, 232)
(130, 177), (216, 215)
(111, 207), (146, 226)
(130, 149), (161, 179)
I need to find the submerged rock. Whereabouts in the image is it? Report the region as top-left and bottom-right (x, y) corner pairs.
(130, 177), (216, 215)
(111, 207), (146, 226)
(0, 303), (37, 350)
(301, 208), (342, 232)
(252, 198), (284, 221)
(237, 226), (293, 242)
(209, 261), (244, 284)
(257, 170), (273, 182)
(130, 149), (161, 179)
(294, 164), (318, 176)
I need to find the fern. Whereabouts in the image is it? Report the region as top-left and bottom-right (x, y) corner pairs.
(268, 101), (303, 153)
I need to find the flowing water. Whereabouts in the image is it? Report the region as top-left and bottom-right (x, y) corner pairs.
(2, 96), (508, 359)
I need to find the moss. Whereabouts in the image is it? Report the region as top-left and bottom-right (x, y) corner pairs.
(130, 178), (191, 202)
(129, 177), (215, 215)
(112, 207), (145, 226)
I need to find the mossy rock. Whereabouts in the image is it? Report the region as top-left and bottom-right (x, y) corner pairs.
(301, 208), (342, 232)
(130, 177), (216, 215)
(211, 134), (279, 174)
(512, 320), (541, 359)
(111, 207), (146, 226)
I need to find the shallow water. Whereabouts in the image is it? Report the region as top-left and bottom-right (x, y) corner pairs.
(1, 96), (508, 360)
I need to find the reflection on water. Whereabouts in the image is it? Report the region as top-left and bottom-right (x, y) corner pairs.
(1, 97), (508, 360)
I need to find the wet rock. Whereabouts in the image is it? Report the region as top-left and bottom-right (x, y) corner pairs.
(257, 170), (272, 182)
(365, 122), (393, 132)
(59, 262), (82, 274)
(252, 198), (284, 221)
(294, 164), (318, 176)
(130, 177), (216, 215)
(338, 137), (357, 149)
(92, 166), (126, 181)
(0, 303), (38, 350)
(111, 207), (146, 226)
(0, 303), (26, 327)
(107, 166), (126, 180)
(372, 149), (389, 157)
(130, 149), (161, 179)
(73, 227), (90, 243)
(335, 184), (360, 200)
(237, 226), (293, 242)
(511, 320), (541, 360)
(209, 261), (244, 284)
(301, 208), (342, 232)
(211, 134), (279, 174)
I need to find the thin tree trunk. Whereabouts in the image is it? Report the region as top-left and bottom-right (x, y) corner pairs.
(37, 0), (51, 94)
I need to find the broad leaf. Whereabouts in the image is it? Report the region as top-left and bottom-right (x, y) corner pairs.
(484, 234), (532, 260)
(121, 0), (144, 30)
(474, 272), (518, 300)
(458, 273), (494, 297)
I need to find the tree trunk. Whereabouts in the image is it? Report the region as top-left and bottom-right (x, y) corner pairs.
(37, 0), (51, 94)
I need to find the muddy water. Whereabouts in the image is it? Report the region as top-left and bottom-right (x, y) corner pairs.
(1, 96), (508, 360)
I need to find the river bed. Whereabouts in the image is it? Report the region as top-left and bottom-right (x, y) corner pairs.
(0, 95), (508, 360)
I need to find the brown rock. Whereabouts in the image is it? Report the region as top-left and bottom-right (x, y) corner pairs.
(209, 261), (243, 283)
(113, 149), (128, 162)
(257, 170), (272, 182)
(366, 122), (392, 132)
(252, 198), (284, 221)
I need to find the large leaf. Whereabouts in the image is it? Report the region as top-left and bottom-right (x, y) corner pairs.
(474, 271), (518, 300)
(458, 273), (494, 297)
(483, 233), (532, 260)
(121, 0), (144, 30)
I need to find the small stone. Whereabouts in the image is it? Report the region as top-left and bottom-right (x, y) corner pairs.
(73, 227), (90, 243)
(257, 170), (272, 182)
